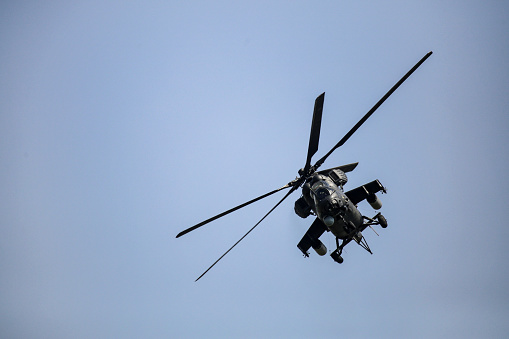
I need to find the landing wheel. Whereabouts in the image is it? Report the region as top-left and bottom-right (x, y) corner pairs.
(377, 214), (388, 228)
(331, 250), (344, 264)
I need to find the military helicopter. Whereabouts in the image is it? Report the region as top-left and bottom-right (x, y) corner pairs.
(177, 51), (432, 281)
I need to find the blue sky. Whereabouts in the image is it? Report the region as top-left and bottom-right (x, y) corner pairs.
(1, 1), (508, 338)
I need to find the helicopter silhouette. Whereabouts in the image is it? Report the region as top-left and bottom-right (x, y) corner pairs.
(177, 51), (432, 281)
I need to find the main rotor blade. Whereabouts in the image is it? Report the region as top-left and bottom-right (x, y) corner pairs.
(195, 185), (299, 282)
(176, 183), (292, 238)
(303, 92), (325, 174)
(314, 51), (433, 170)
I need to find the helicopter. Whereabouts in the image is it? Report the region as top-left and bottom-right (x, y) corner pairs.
(177, 51), (432, 281)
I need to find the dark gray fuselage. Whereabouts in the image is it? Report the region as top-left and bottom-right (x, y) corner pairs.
(303, 174), (363, 239)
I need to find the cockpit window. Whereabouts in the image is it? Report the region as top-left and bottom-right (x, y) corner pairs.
(315, 188), (330, 199)
(311, 182), (332, 199)
(311, 182), (324, 191)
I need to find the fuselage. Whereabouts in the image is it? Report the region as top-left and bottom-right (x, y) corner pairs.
(302, 174), (363, 239)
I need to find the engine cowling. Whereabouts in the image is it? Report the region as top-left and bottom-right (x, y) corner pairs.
(367, 193), (382, 210)
(312, 239), (327, 256)
(294, 197), (312, 218)
(328, 168), (348, 186)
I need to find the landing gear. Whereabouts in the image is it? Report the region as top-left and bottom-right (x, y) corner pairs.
(330, 213), (388, 264)
(363, 213), (388, 229)
(377, 214), (387, 228)
(354, 232), (373, 254)
(331, 237), (346, 264)
(331, 249), (344, 264)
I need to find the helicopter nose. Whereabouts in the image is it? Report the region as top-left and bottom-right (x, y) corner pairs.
(325, 199), (340, 214)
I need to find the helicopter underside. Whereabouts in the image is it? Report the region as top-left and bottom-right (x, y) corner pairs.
(327, 199), (364, 239)
(297, 178), (388, 260)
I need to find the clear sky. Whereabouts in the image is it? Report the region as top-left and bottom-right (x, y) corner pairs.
(2, 1), (508, 338)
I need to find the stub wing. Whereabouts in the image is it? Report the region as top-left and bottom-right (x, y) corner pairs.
(345, 179), (386, 205)
(317, 162), (359, 175)
(297, 218), (328, 257)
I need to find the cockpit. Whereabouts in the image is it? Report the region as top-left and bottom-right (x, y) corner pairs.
(310, 181), (334, 201)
